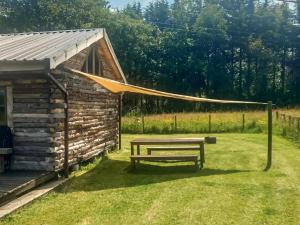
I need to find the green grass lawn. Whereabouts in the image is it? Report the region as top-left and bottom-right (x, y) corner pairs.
(2, 133), (300, 225)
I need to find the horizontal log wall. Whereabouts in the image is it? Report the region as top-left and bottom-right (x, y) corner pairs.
(51, 70), (119, 170)
(10, 78), (56, 171)
(6, 43), (121, 172)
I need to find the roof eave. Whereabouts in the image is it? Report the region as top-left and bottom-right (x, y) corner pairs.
(0, 59), (50, 73)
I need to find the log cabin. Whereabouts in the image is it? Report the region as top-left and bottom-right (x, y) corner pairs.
(0, 29), (126, 174)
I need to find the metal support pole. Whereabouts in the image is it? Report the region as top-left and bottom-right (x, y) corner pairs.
(118, 94), (122, 150)
(208, 114), (212, 133)
(265, 101), (272, 171)
(242, 114), (245, 132)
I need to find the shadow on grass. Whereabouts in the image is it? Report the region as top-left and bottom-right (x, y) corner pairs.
(57, 158), (252, 193)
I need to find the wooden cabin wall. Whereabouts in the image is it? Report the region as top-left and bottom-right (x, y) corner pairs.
(6, 41), (122, 172)
(5, 72), (119, 172)
(51, 70), (119, 170)
(9, 78), (57, 171)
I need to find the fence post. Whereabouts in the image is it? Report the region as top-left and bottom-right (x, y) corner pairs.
(142, 115), (145, 134)
(242, 113), (245, 132)
(276, 111), (279, 121)
(265, 101), (272, 171)
(174, 115), (177, 132)
(288, 115), (292, 127)
(208, 114), (212, 133)
(283, 114), (286, 123)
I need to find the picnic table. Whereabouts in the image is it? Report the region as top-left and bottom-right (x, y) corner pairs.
(130, 138), (205, 169)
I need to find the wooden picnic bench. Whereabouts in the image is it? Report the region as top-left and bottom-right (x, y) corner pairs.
(130, 138), (205, 169)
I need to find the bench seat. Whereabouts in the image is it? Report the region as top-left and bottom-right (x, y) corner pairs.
(130, 155), (199, 169)
(131, 155), (198, 161)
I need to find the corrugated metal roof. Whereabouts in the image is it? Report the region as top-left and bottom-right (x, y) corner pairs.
(0, 29), (104, 69)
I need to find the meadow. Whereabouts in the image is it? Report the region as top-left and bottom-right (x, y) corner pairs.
(122, 109), (300, 141)
(2, 133), (300, 225)
(122, 111), (267, 134)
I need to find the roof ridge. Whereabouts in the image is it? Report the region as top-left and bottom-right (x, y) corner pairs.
(0, 28), (103, 37)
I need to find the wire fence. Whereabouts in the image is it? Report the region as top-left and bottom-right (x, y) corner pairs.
(122, 111), (266, 134)
(275, 111), (300, 145)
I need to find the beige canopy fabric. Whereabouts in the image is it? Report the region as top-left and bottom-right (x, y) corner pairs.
(69, 69), (267, 105)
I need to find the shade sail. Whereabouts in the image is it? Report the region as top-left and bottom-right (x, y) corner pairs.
(69, 69), (267, 105)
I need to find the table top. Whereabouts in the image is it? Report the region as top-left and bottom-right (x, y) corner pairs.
(130, 137), (205, 145)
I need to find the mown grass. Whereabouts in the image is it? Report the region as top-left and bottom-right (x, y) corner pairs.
(2, 133), (300, 225)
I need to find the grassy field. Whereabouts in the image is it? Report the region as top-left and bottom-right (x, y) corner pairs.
(2, 133), (300, 225)
(122, 109), (300, 145)
(122, 111), (267, 134)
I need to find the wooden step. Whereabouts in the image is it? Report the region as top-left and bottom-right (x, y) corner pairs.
(0, 171), (57, 206)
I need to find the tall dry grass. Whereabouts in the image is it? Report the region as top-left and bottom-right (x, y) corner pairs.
(122, 109), (300, 143)
(122, 111), (267, 134)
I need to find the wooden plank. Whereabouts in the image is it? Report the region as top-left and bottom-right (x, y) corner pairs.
(131, 138), (205, 145)
(0, 171), (57, 206)
(147, 146), (200, 155)
(130, 155), (198, 161)
(147, 146), (200, 150)
(0, 179), (67, 219)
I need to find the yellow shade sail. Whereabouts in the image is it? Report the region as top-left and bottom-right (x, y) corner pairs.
(69, 69), (267, 105)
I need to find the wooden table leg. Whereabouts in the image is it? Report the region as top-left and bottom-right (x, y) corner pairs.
(201, 142), (205, 163)
(137, 145), (140, 164)
(131, 158), (136, 170)
(131, 143), (134, 155)
(137, 145), (140, 155)
(130, 143), (134, 168)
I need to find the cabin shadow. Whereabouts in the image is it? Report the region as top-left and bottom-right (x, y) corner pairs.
(56, 158), (252, 193)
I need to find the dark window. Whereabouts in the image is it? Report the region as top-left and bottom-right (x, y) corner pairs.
(0, 88), (6, 125)
(81, 47), (102, 76)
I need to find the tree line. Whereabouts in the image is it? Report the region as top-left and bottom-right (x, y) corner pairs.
(1, 0), (300, 113)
